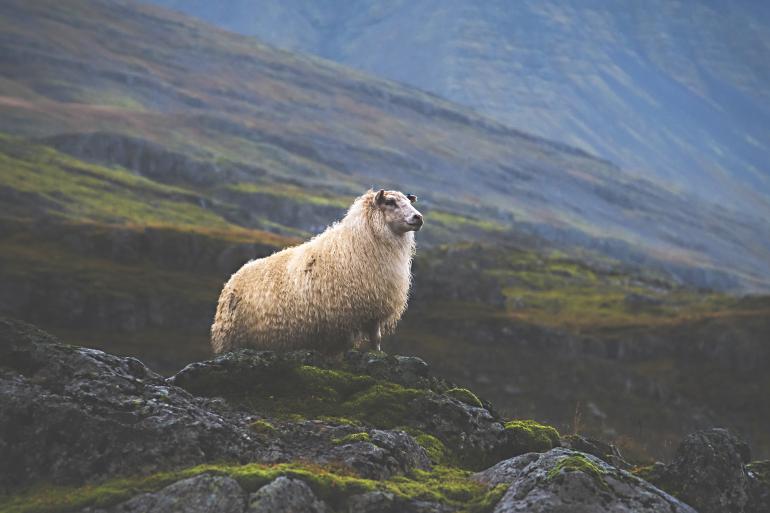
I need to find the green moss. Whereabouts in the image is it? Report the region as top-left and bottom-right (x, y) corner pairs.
(340, 383), (426, 428)
(317, 416), (363, 427)
(0, 462), (506, 513)
(226, 363), (428, 434)
(0, 136), (232, 229)
(504, 419), (560, 455)
(226, 182), (350, 208)
(446, 388), (483, 408)
(413, 432), (455, 466)
(748, 460), (770, 485)
(546, 454), (608, 490)
(249, 420), (276, 435)
(332, 432), (371, 445)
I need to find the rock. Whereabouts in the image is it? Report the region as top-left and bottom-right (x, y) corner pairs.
(345, 491), (398, 513)
(0, 318), (262, 489)
(169, 349), (446, 397)
(87, 474), (246, 513)
(248, 477), (329, 513)
(409, 392), (506, 469)
(253, 421), (431, 480)
(329, 429), (431, 480)
(560, 434), (630, 470)
(645, 428), (755, 513)
(344, 492), (454, 513)
(473, 448), (696, 513)
(748, 461), (770, 512)
(169, 347), (508, 469)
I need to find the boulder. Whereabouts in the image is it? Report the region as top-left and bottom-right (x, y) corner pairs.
(473, 448), (696, 513)
(248, 477), (329, 513)
(0, 318), (262, 490)
(643, 428), (760, 513)
(86, 474), (246, 513)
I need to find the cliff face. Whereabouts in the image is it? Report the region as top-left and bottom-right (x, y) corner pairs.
(1, 318), (768, 512)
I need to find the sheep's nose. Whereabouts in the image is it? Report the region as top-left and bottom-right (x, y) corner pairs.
(411, 213), (423, 226)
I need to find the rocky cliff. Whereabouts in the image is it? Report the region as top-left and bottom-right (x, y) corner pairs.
(1, 318), (767, 512)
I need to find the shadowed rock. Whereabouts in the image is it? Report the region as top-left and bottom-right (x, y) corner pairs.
(0, 318), (262, 490)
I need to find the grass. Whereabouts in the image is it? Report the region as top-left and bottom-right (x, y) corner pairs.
(0, 462), (507, 513)
(226, 182), (350, 208)
(0, 135), (231, 228)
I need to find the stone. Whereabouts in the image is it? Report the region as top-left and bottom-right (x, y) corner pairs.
(248, 477), (329, 513)
(647, 428), (754, 513)
(560, 434), (630, 470)
(473, 448), (696, 513)
(0, 318), (262, 489)
(90, 474), (246, 513)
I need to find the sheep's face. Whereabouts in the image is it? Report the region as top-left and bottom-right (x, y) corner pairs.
(375, 189), (423, 235)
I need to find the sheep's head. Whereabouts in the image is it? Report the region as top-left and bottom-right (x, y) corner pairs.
(374, 189), (423, 234)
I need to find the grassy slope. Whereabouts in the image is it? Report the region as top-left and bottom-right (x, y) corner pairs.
(0, 0), (769, 290)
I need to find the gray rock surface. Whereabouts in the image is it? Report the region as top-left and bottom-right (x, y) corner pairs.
(344, 491), (453, 513)
(169, 347), (511, 469)
(667, 429), (751, 513)
(0, 318), (262, 490)
(330, 429), (431, 479)
(646, 428), (759, 513)
(248, 477), (328, 513)
(474, 448), (696, 513)
(92, 474), (246, 513)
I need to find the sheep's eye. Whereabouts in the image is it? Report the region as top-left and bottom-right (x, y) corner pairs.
(385, 198), (396, 206)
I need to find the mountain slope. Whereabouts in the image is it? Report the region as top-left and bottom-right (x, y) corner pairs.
(1, 0), (769, 290)
(149, 0), (770, 220)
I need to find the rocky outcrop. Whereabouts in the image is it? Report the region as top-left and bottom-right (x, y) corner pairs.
(85, 474), (247, 513)
(248, 477), (329, 513)
(641, 428), (769, 513)
(0, 318), (263, 490)
(2, 318), (767, 512)
(474, 448), (695, 513)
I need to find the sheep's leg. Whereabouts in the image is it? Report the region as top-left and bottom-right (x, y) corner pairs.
(368, 323), (382, 352)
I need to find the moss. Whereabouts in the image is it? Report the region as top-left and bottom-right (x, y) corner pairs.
(446, 388), (483, 408)
(249, 420), (276, 435)
(0, 462), (506, 513)
(546, 454), (608, 490)
(332, 432), (371, 445)
(504, 419), (560, 455)
(413, 432), (455, 466)
(227, 363), (428, 434)
(748, 460), (770, 485)
(317, 416), (363, 427)
(339, 383), (426, 428)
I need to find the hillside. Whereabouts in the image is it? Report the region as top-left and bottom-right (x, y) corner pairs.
(149, 0), (770, 221)
(1, 0), (769, 291)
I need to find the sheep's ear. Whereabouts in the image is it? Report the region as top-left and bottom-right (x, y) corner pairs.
(375, 189), (385, 205)
(406, 194), (417, 203)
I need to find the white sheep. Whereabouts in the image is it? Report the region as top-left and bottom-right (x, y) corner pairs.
(210, 189), (423, 354)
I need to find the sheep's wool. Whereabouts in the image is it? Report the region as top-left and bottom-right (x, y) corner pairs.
(211, 190), (416, 354)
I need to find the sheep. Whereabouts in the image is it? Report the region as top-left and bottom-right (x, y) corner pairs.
(210, 189), (424, 354)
